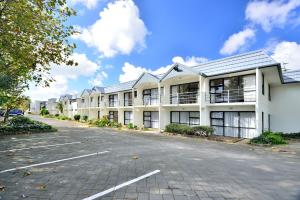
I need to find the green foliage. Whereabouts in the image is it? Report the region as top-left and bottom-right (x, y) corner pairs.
(165, 124), (214, 136)
(109, 121), (122, 128)
(127, 123), (134, 129)
(192, 126), (214, 137)
(74, 114), (80, 121)
(56, 102), (64, 114)
(57, 115), (70, 120)
(82, 115), (88, 121)
(55, 114), (59, 117)
(0, 116), (57, 134)
(40, 108), (49, 116)
(96, 116), (110, 127)
(250, 131), (287, 145)
(279, 132), (300, 139)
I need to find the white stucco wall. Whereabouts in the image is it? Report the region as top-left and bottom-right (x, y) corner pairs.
(270, 83), (300, 133)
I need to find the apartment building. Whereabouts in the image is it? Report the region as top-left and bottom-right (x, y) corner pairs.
(59, 50), (300, 138)
(46, 98), (58, 115)
(59, 94), (78, 118)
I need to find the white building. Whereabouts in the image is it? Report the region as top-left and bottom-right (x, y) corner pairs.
(59, 94), (78, 118)
(46, 98), (59, 115)
(29, 100), (46, 114)
(53, 50), (300, 138)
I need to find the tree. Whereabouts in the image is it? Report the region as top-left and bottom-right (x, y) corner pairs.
(56, 101), (63, 114)
(0, 0), (77, 89)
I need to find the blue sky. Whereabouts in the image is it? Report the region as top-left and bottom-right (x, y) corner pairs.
(27, 0), (300, 100)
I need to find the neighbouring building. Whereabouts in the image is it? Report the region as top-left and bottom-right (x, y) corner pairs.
(59, 94), (78, 118)
(46, 98), (59, 115)
(53, 50), (300, 138)
(29, 100), (46, 114)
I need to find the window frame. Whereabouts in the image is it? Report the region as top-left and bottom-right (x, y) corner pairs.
(210, 111), (256, 138)
(124, 111), (133, 125)
(124, 92), (132, 106)
(143, 111), (159, 128)
(108, 111), (118, 122)
(170, 111), (200, 126)
(170, 82), (199, 104)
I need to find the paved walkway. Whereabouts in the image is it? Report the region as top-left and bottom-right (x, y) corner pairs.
(0, 116), (299, 200)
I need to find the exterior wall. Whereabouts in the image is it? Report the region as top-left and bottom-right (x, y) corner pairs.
(270, 83), (300, 133)
(46, 101), (58, 115)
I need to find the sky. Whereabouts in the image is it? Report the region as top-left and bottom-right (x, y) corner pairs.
(27, 0), (300, 100)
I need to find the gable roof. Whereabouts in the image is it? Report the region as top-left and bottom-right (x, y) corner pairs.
(91, 86), (105, 93)
(80, 89), (92, 97)
(160, 63), (201, 81)
(104, 80), (135, 94)
(282, 69), (300, 83)
(193, 50), (279, 76)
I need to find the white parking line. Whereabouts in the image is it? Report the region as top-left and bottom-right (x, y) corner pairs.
(9, 136), (68, 142)
(82, 170), (160, 200)
(0, 142), (81, 153)
(0, 151), (109, 174)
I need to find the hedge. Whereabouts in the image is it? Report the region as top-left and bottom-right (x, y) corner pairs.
(250, 131), (287, 145)
(165, 124), (213, 136)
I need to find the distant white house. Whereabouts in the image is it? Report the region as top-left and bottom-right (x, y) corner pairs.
(51, 50), (300, 138)
(29, 100), (46, 114)
(46, 98), (59, 115)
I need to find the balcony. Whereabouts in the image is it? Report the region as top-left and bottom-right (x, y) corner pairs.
(123, 99), (133, 107)
(143, 95), (159, 106)
(169, 92), (199, 105)
(206, 88), (256, 104)
(108, 100), (119, 107)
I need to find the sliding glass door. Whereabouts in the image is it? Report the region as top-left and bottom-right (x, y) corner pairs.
(143, 111), (159, 128)
(211, 111), (256, 138)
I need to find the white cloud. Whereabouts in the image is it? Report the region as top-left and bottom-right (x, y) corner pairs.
(119, 56), (208, 83)
(74, 0), (148, 57)
(220, 28), (255, 55)
(271, 41), (300, 70)
(246, 0), (300, 32)
(69, 0), (101, 9)
(26, 53), (101, 101)
(89, 71), (108, 86)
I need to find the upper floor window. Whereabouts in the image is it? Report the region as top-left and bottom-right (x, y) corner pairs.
(90, 97), (93, 103)
(268, 84), (271, 101)
(170, 82), (198, 104)
(262, 73), (265, 95)
(81, 99), (85, 103)
(143, 88), (159, 105)
(124, 92), (132, 106)
(209, 74), (256, 103)
(109, 94), (118, 107)
(134, 90), (137, 98)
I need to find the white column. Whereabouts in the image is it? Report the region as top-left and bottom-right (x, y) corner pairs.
(255, 68), (262, 137)
(158, 82), (161, 131)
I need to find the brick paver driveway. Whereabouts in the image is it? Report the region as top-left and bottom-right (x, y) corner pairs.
(0, 115), (299, 200)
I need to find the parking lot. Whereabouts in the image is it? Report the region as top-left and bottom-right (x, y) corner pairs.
(0, 116), (300, 200)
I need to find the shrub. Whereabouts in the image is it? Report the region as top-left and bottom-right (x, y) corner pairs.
(279, 132), (300, 139)
(40, 108), (49, 116)
(250, 131), (287, 145)
(74, 114), (80, 121)
(82, 115), (88, 121)
(96, 116), (110, 127)
(165, 124), (194, 135)
(57, 115), (70, 120)
(109, 121), (122, 128)
(192, 126), (214, 137)
(55, 114), (59, 117)
(127, 123), (134, 129)
(0, 116), (57, 135)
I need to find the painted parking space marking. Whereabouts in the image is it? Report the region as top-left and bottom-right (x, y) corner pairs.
(0, 151), (109, 174)
(82, 170), (160, 200)
(0, 142), (81, 153)
(8, 136), (69, 142)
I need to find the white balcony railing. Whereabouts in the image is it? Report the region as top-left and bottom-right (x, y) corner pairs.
(206, 88), (256, 103)
(169, 92), (199, 104)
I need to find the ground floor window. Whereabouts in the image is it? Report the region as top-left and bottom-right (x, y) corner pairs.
(143, 111), (159, 128)
(170, 111), (200, 126)
(109, 111), (118, 122)
(98, 111), (100, 119)
(211, 111), (256, 138)
(124, 111), (133, 125)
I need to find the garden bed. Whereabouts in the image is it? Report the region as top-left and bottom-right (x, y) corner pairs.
(0, 116), (57, 135)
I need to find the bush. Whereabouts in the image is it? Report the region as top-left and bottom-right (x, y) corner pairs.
(74, 114), (80, 121)
(0, 116), (57, 135)
(109, 121), (122, 128)
(165, 124), (214, 136)
(55, 114), (59, 117)
(279, 132), (300, 139)
(82, 115), (88, 121)
(96, 116), (110, 127)
(192, 126), (214, 137)
(250, 131), (287, 145)
(127, 123), (134, 129)
(57, 115), (70, 120)
(40, 108), (49, 116)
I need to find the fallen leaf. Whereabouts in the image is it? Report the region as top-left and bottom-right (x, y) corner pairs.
(0, 185), (5, 192)
(23, 171), (31, 177)
(37, 184), (46, 190)
(132, 155), (139, 160)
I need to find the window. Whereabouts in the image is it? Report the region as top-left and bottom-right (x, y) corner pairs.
(268, 84), (271, 101)
(81, 99), (85, 103)
(109, 111), (118, 122)
(124, 111), (133, 125)
(268, 114), (271, 131)
(143, 88), (158, 105)
(124, 92), (132, 106)
(170, 82), (198, 104)
(211, 111), (256, 138)
(262, 112), (264, 132)
(143, 111), (159, 128)
(209, 74), (256, 103)
(171, 111), (200, 126)
(101, 96), (104, 101)
(97, 96), (100, 107)
(134, 90), (137, 98)
(262, 73), (265, 95)
(109, 94), (118, 107)
(98, 111), (100, 119)
(90, 97), (93, 103)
